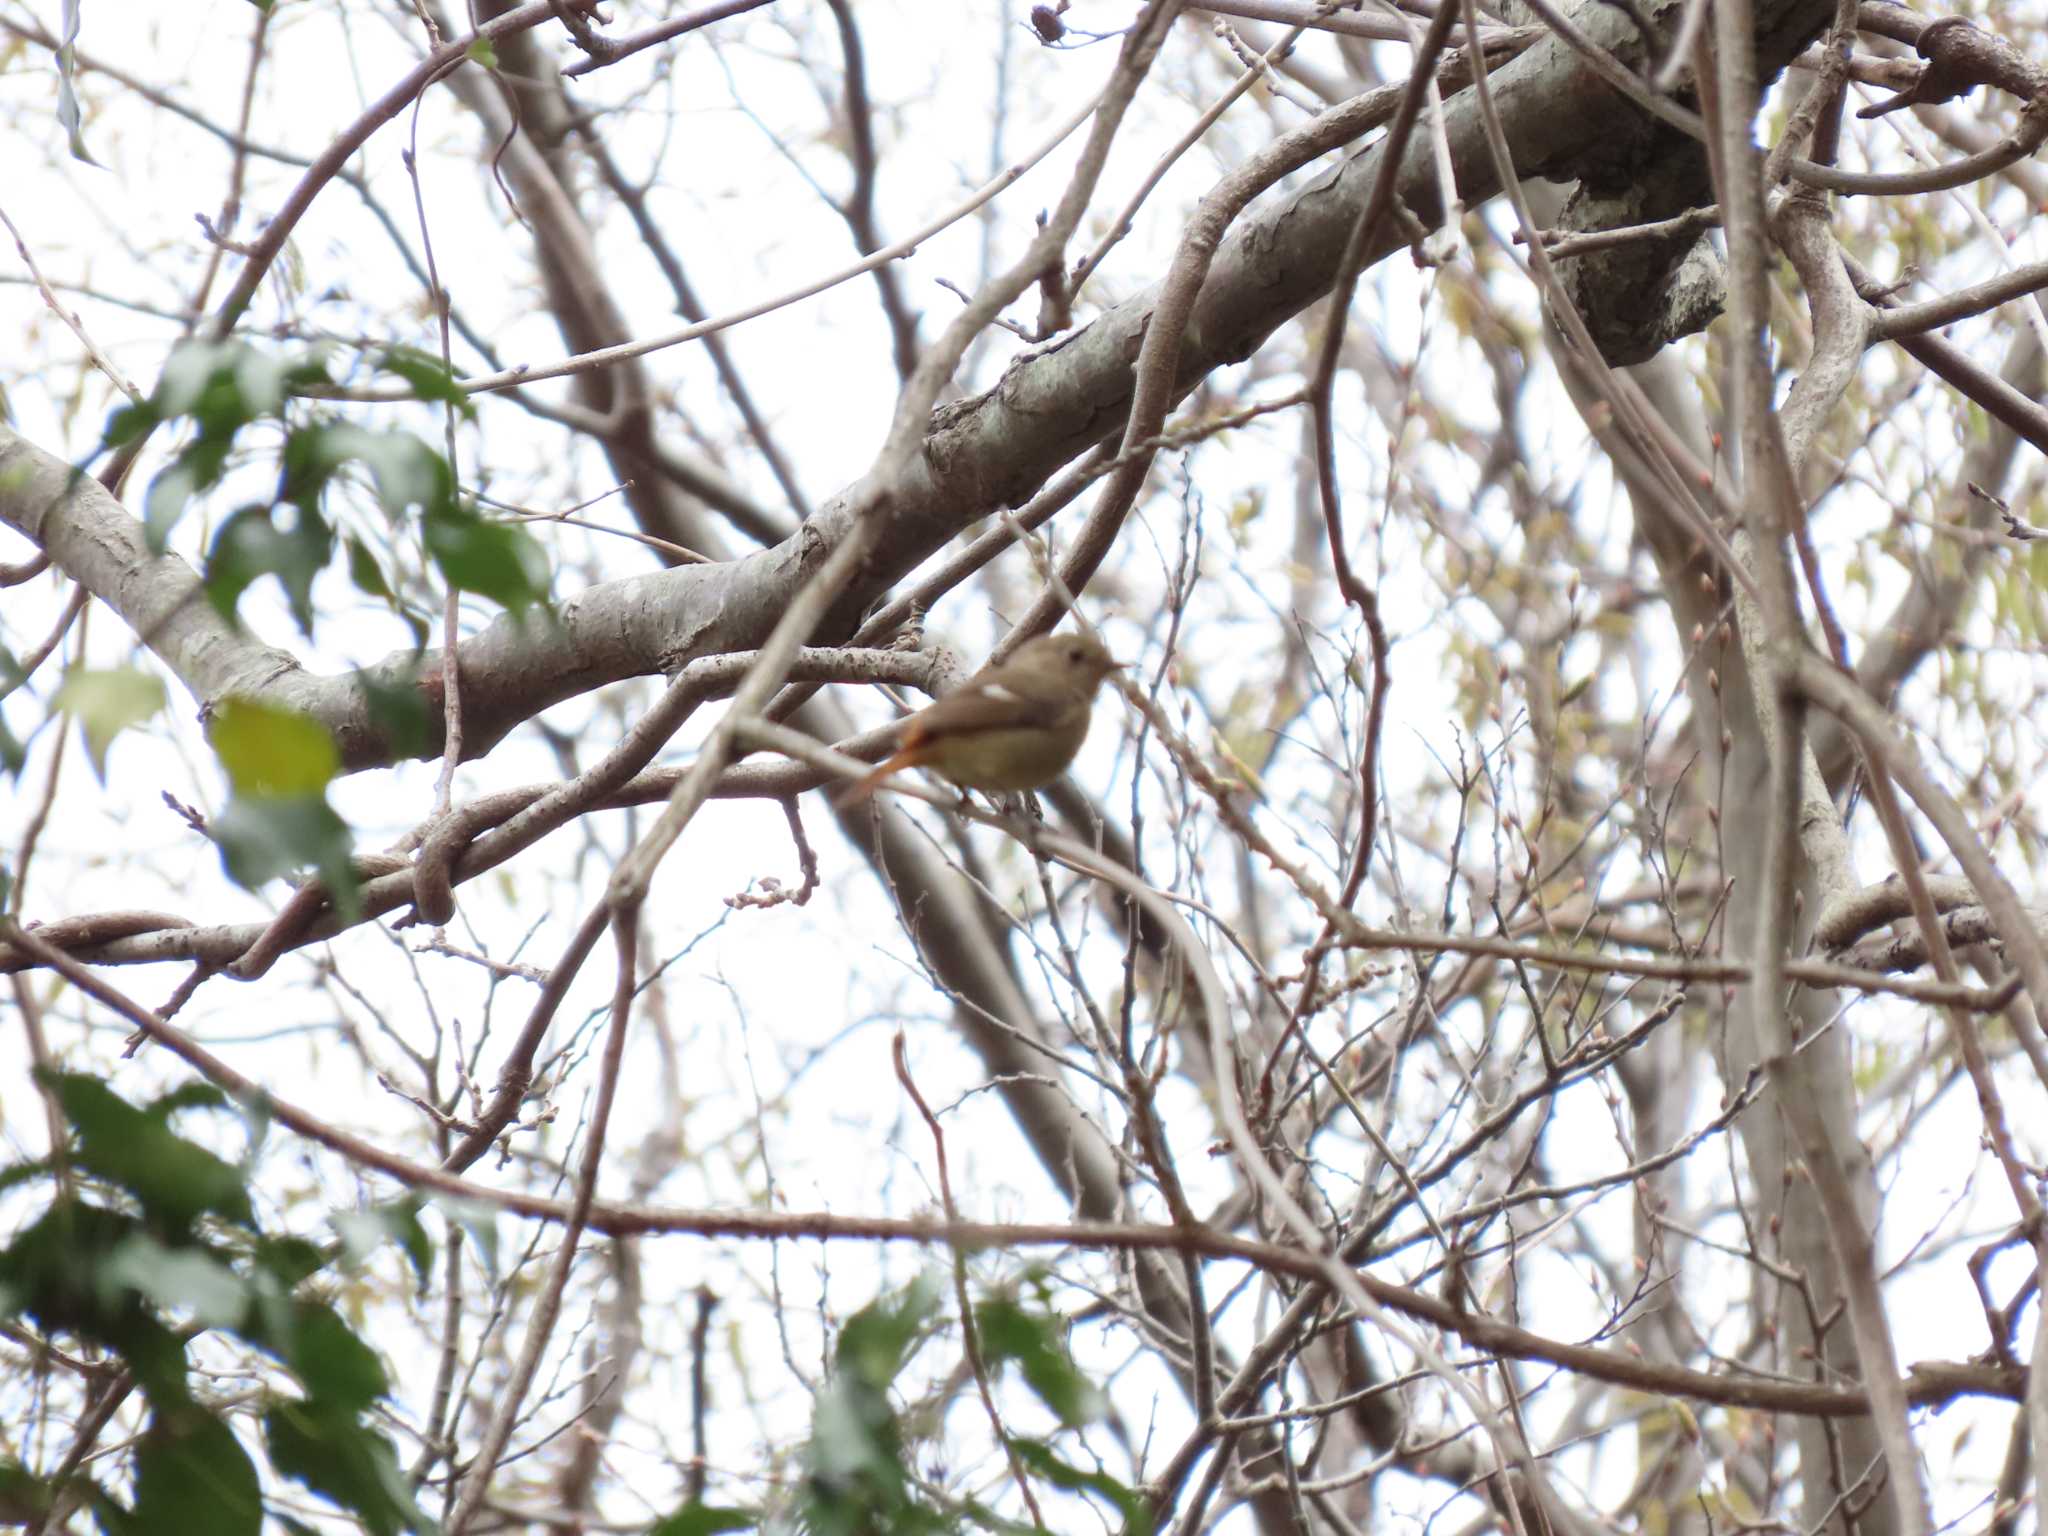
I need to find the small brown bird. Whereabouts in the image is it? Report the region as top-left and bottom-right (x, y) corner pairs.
(842, 632), (1122, 800)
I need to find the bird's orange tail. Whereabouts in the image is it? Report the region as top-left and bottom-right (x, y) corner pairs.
(833, 750), (913, 806)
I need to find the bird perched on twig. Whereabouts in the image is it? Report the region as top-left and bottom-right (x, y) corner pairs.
(840, 632), (1121, 800)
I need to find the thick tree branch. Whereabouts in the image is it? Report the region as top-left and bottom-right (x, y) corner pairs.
(2, 0), (1836, 776)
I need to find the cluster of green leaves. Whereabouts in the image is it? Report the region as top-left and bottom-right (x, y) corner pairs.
(654, 1271), (1145, 1536)
(27, 339), (552, 902)
(0, 340), (473, 791)
(103, 339), (549, 636)
(0, 642), (39, 777)
(207, 697), (362, 922)
(0, 1074), (436, 1535)
(0, 1070), (1134, 1535)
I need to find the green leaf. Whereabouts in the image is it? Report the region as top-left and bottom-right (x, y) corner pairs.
(205, 702), (354, 914)
(52, 666), (166, 778)
(0, 713), (24, 779)
(345, 534), (395, 600)
(153, 341), (323, 426)
(377, 347), (477, 418)
(49, 1074), (253, 1230)
(205, 505), (335, 633)
(277, 1300), (387, 1413)
(151, 344), (240, 420)
(295, 426), (452, 520)
(133, 1409), (261, 1536)
(974, 1298), (1102, 1427)
(834, 1273), (941, 1391)
(210, 793), (360, 921)
(209, 700), (339, 797)
(144, 435), (233, 551)
(0, 1200), (192, 1405)
(647, 1505), (754, 1536)
(1007, 1438), (1152, 1536)
(422, 506), (549, 610)
(105, 1239), (250, 1330)
(332, 1199), (434, 1286)
(276, 422), (348, 512)
(344, 541), (431, 648)
(358, 673), (432, 758)
(465, 36), (498, 68)
(85, 1480), (146, 1536)
(264, 1401), (433, 1536)
(808, 1369), (903, 1494)
(103, 398), (159, 449)
(0, 1460), (57, 1523)
(801, 1275), (945, 1536)
(146, 1081), (233, 1118)
(429, 1195), (499, 1278)
(248, 1234), (329, 1291)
